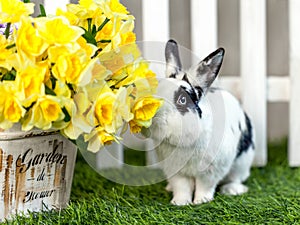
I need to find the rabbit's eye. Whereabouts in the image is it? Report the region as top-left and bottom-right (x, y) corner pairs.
(177, 94), (187, 105)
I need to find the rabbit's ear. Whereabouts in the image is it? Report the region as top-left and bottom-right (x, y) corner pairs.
(188, 48), (224, 93)
(165, 39), (182, 78)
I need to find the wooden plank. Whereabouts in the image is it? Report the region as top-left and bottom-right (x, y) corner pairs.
(216, 77), (241, 101)
(288, 0), (300, 166)
(191, 0), (217, 62)
(142, 0), (170, 165)
(267, 76), (290, 102)
(240, 0), (267, 166)
(142, 0), (169, 42)
(217, 76), (290, 102)
(141, 0), (169, 77)
(43, 0), (70, 15)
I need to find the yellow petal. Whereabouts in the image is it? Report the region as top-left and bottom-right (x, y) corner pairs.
(36, 16), (84, 45)
(133, 97), (163, 121)
(0, 0), (34, 23)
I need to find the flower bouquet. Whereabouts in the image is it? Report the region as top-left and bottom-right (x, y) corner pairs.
(0, 0), (162, 152)
(0, 0), (163, 220)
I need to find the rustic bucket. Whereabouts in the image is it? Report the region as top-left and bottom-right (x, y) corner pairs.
(0, 124), (77, 221)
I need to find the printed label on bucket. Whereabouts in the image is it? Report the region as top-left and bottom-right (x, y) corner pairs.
(0, 134), (77, 221)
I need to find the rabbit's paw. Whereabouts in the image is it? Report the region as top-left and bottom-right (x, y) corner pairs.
(171, 193), (192, 206)
(193, 192), (214, 204)
(220, 183), (248, 195)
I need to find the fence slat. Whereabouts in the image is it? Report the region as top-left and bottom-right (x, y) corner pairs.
(142, 0), (169, 42)
(217, 76), (290, 102)
(43, 0), (70, 15)
(191, 0), (217, 62)
(288, 0), (300, 166)
(142, 0), (170, 165)
(240, 0), (267, 166)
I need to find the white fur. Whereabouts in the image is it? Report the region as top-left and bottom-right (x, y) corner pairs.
(150, 41), (255, 205)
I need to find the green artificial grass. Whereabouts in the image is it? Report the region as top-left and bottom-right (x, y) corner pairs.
(2, 138), (300, 224)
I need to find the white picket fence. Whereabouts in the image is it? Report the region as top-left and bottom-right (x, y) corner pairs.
(42, 0), (300, 167)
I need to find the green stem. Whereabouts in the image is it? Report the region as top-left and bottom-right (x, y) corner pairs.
(87, 18), (92, 33)
(4, 23), (11, 39)
(5, 43), (16, 50)
(98, 39), (111, 43)
(98, 18), (110, 32)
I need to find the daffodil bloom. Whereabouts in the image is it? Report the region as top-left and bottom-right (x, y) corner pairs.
(48, 45), (73, 63)
(0, 35), (14, 70)
(53, 80), (72, 98)
(131, 96), (163, 128)
(56, 8), (79, 26)
(129, 120), (142, 133)
(0, 0), (160, 153)
(22, 95), (65, 131)
(111, 86), (134, 133)
(84, 126), (116, 152)
(91, 62), (112, 82)
(0, 0), (34, 23)
(16, 17), (49, 59)
(133, 97), (162, 121)
(109, 0), (128, 14)
(0, 81), (25, 129)
(51, 50), (98, 86)
(15, 64), (47, 107)
(95, 18), (114, 40)
(94, 91), (116, 127)
(52, 52), (84, 84)
(76, 36), (98, 59)
(35, 16), (84, 46)
(131, 70), (158, 99)
(121, 31), (136, 45)
(61, 93), (94, 139)
(96, 0), (129, 20)
(66, 0), (102, 21)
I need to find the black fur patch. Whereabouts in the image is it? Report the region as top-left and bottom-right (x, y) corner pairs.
(169, 73), (177, 78)
(174, 85), (202, 118)
(194, 86), (203, 99)
(236, 113), (254, 158)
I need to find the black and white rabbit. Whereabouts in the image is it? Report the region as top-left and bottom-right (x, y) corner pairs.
(149, 40), (255, 205)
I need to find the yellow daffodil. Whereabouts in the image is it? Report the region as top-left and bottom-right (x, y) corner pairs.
(131, 96), (163, 129)
(0, 0), (34, 23)
(15, 64), (47, 107)
(56, 8), (79, 25)
(67, 0), (102, 21)
(0, 35), (14, 70)
(76, 36), (98, 59)
(35, 16), (84, 46)
(62, 93), (94, 139)
(22, 95), (65, 131)
(48, 45), (73, 63)
(84, 126), (116, 152)
(16, 17), (49, 60)
(96, 0), (129, 20)
(91, 62), (112, 82)
(129, 120), (142, 133)
(52, 53), (83, 84)
(109, 0), (128, 14)
(51, 49), (98, 86)
(0, 81), (25, 129)
(111, 86), (134, 133)
(0, 0), (161, 153)
(121, 31), (136, 45)
(53, 80), (72, 98)
(94, 90), (116, 127)
(95, 19), (113, 41)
